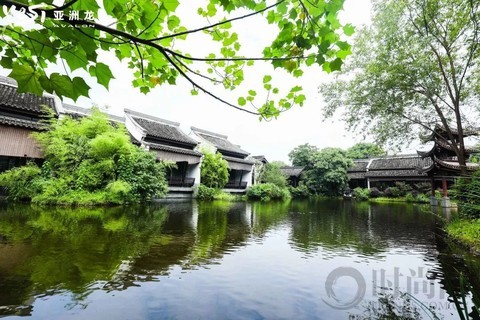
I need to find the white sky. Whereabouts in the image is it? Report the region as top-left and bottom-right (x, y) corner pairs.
(1, 0), (376, 163)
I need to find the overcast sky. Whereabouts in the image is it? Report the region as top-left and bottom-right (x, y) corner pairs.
(1, 0), (376, 163)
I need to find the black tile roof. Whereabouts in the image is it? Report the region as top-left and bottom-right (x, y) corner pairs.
(280, 166), (304, 177)
(0, 76), (56, 115)
(223, 155), (255, 165)
(132, 116), (198, 146)
(0, 114), (45, 130)
(368, 155), (428, 171)
(191, 127), (249, 157)
(347, 160), (369, 172)
(146, 142), (202, 157)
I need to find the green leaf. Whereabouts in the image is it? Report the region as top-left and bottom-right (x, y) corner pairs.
(238, 97), (246, 106)
(72, 77), (91, 100)
(60, 47), (88, 72)
(163, 0), (179, 11)
(93, 63), (115, 89)
(50, 73), (74, 99)
(330, 58), (343, 71)
(248, 90), (256, 96)
(343, 24), (355, 36)
(8, 64), (43, 96)
(263, 75), (272, 83)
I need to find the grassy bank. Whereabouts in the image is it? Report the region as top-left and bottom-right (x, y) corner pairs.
(446, 219), (480, 253)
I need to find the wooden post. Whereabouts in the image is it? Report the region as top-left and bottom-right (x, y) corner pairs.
(431, 177), (435, 197)
(442, 177), (448, 197)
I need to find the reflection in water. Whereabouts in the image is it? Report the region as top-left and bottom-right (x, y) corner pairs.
(0, 200), (478, 319)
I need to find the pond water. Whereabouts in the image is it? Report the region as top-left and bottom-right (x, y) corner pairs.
(0, 199), (479, 319)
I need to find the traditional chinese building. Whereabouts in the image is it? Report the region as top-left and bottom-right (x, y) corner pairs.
(280, 166), (304, 187)
(190, 127), (254, 192)
(417, 125), (480, 205)
(347, 155), (432, 189)
(0, 75), (60, 173)
(124, 109), (202, 197)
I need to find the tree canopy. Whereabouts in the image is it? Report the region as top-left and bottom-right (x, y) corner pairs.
(346, 143), (385, 160)
(321, 0), (480, 168)
(288, 144), (352, 195)
(0, 0), (353, 119)
(200, 151), (229, 189)
(288, 143), (319, 168)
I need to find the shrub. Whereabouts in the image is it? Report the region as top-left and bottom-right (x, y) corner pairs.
(258, 162), (287, 187)
(246, 183), (290, 201)
(383, 187), (401, 198)
(0, 163), (43, 201)
(197, 185), (218, 201)
(353, 187), (369, 201)
(369, 187), (382, 198)
(289, 185), (311, 198)
(414, 182), (431, 194)
(394, 182), (412, 196)
(455, 173), (480, 218)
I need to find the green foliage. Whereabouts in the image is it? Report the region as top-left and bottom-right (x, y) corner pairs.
(288, 144), (353, 196)
(321, 0), (480, 153)
(353, 187), (369, 201)
(447, 219), (480, 252)
(455, 174), (480, 219)
(0, 163), (43, 201)
(304, 148), (353, 196)
(197, 185), (218, 201)
(0, 109), (168, 205)
(258, 162), (287, 187)
(288, 143), (319, 169)
(288, 185), (311, 198)
(405, 192), (429, 204)
(246, 183), (290, 201)
(196, 185), (237, 201)
(383, 187), (401, 198)
(200, 151), (229, 189)
(346, 143), (385, 159)
(1, 0), (351, 119)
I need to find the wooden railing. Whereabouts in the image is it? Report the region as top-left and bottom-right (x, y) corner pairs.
(224, 181), (247, 189)
(168, 177), (195, 187)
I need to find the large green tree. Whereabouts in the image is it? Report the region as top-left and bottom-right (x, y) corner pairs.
(0, 0), (353, 119)
(288, 144), (352, 195)
(288, 143), (319, 169)
(346, 142), (385, 160)
(321, 0), (480, 171)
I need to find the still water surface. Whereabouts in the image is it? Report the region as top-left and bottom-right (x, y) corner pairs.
(0, 199), (479, 319)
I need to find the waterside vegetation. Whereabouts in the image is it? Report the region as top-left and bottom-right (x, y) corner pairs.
(0, 110), (168, 205)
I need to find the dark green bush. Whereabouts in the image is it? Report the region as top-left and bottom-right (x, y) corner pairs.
(288, 185), (311, 198)
(369, 187), (382, 198)
(383, 187), (401, 198)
